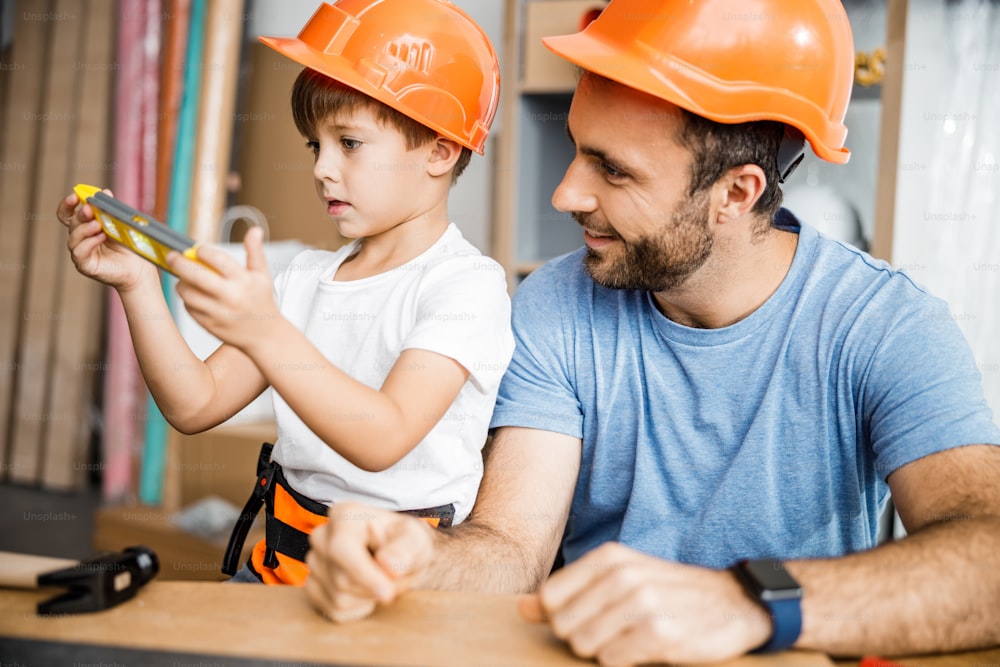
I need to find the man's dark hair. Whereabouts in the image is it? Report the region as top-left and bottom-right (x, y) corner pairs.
(674, 110), (786, 235)
(291, 68), (472, 184)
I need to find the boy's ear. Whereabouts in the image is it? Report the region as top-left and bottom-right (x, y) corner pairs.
(426, 136), (462, 177)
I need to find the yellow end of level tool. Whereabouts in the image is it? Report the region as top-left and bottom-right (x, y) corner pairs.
(73, 184), (207, 275)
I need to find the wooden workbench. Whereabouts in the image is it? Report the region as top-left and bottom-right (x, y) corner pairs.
(1, 581), (998, 666)
(0, 581), (831, 666)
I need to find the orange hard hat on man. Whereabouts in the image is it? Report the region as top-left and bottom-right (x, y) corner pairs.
(259, 0), (500, 155)
(544, 0), (855, 168)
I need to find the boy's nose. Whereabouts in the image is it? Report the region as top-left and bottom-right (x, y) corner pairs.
(313, 150), (340, 183)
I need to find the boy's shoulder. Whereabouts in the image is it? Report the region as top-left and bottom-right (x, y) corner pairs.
(424, 224), (487, 263)
(282, 243), (355, 274)
(415, 224), (508, 282)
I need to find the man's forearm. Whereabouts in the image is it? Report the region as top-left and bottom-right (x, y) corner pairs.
(413, 520), (551, 594)
(790, 517), (1000, 656)
(408, 429), (577, 595)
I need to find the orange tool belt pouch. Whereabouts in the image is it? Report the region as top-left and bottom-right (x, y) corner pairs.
(222, 443), (455, 586)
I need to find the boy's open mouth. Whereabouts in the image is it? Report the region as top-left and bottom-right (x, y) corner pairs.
(326, 199), (350, 215)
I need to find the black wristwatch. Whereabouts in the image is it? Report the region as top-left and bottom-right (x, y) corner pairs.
(731, 558), (803, 653)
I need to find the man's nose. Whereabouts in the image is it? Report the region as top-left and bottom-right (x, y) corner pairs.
(552, 158), (596, 214)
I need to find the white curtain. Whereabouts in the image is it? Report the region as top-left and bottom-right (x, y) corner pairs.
(894, 0), (1000, 425)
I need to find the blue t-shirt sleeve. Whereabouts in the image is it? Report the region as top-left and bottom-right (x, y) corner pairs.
(862, 289), (1000, 480)
(490, 258), (585, 438)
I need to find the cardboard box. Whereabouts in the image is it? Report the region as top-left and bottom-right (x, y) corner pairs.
(522, 1), (608, 91)
(173, 421), (277, 510)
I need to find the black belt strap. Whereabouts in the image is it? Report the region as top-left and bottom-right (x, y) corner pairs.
(221, 443), (275, 575)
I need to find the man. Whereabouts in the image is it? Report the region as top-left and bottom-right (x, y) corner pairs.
(304, 0), (1000, 664)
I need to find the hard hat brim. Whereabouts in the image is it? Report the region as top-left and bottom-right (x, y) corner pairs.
(259, 35), (488, 154)
(542, 31), (850, 165)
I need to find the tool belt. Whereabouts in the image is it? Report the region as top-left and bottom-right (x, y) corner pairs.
(222, 443), (455, 586)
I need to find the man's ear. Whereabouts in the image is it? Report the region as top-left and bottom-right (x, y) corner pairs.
(716, 164), (766, 222)
(426, 137), (462, 178)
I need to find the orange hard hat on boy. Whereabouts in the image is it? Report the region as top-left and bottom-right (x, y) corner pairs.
(260, 0), (500, 155)
(544, 0), (855, 178)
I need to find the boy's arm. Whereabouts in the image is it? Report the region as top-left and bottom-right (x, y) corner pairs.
(116, 276), (268, 434)
(245, 329), (469, 471)
(170, 232), (506, 471)
(60, 191), (267, 433)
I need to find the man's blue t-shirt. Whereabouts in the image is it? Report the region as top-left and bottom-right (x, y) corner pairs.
(490, 213), (1000, 569)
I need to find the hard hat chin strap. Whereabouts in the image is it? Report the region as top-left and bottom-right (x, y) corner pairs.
(777, 126), (806, 183)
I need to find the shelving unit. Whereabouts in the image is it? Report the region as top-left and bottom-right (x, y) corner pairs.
(491, 0), (906, 290)
(492, 1), (607, 288)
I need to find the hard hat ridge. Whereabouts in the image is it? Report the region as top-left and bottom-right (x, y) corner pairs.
(259, 0), (500, 155)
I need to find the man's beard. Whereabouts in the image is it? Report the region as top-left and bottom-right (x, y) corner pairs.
(578, 190), (714, 292)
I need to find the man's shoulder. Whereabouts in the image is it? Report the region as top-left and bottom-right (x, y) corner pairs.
(517, 248), (589, 295)
(804, 226), (935, 308)
(797, 228), (957, 361)
(786, 213), (918, 298)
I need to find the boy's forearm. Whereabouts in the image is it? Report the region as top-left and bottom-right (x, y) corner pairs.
(116, 279), (219, 430)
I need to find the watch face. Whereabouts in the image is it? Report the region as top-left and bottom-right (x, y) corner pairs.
(742, 559), (802, 601)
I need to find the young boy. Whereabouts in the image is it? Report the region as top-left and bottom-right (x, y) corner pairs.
(57, 0), (513, 585)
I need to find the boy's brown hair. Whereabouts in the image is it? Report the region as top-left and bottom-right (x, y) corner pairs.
(292, 68), (473, 184)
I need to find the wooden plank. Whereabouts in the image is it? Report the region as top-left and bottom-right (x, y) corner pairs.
(871, 0), (909, 263)
(156, 0), (188, 508)
(491, 0), (521, 292)
(159, 0), (244, 510)
(164, 0), (205, 236)
(0, 551), (76, 589)
(100, 296), (144, 501)
(139, 0), (207, 506)
(0, 0), (52, 481)
(8, 0), (83, 485)
(187, 0), (244, 243)
(40, 0), (117, 490)
(101, 0), (157, 502)
(0, 2), (12, 159)
(2, 581), (999, 666)
(154, 0), (191, 221)
(138, 0), (161, 214)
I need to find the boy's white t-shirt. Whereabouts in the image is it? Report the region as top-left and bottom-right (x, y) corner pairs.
(269, 224), (514, 523)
